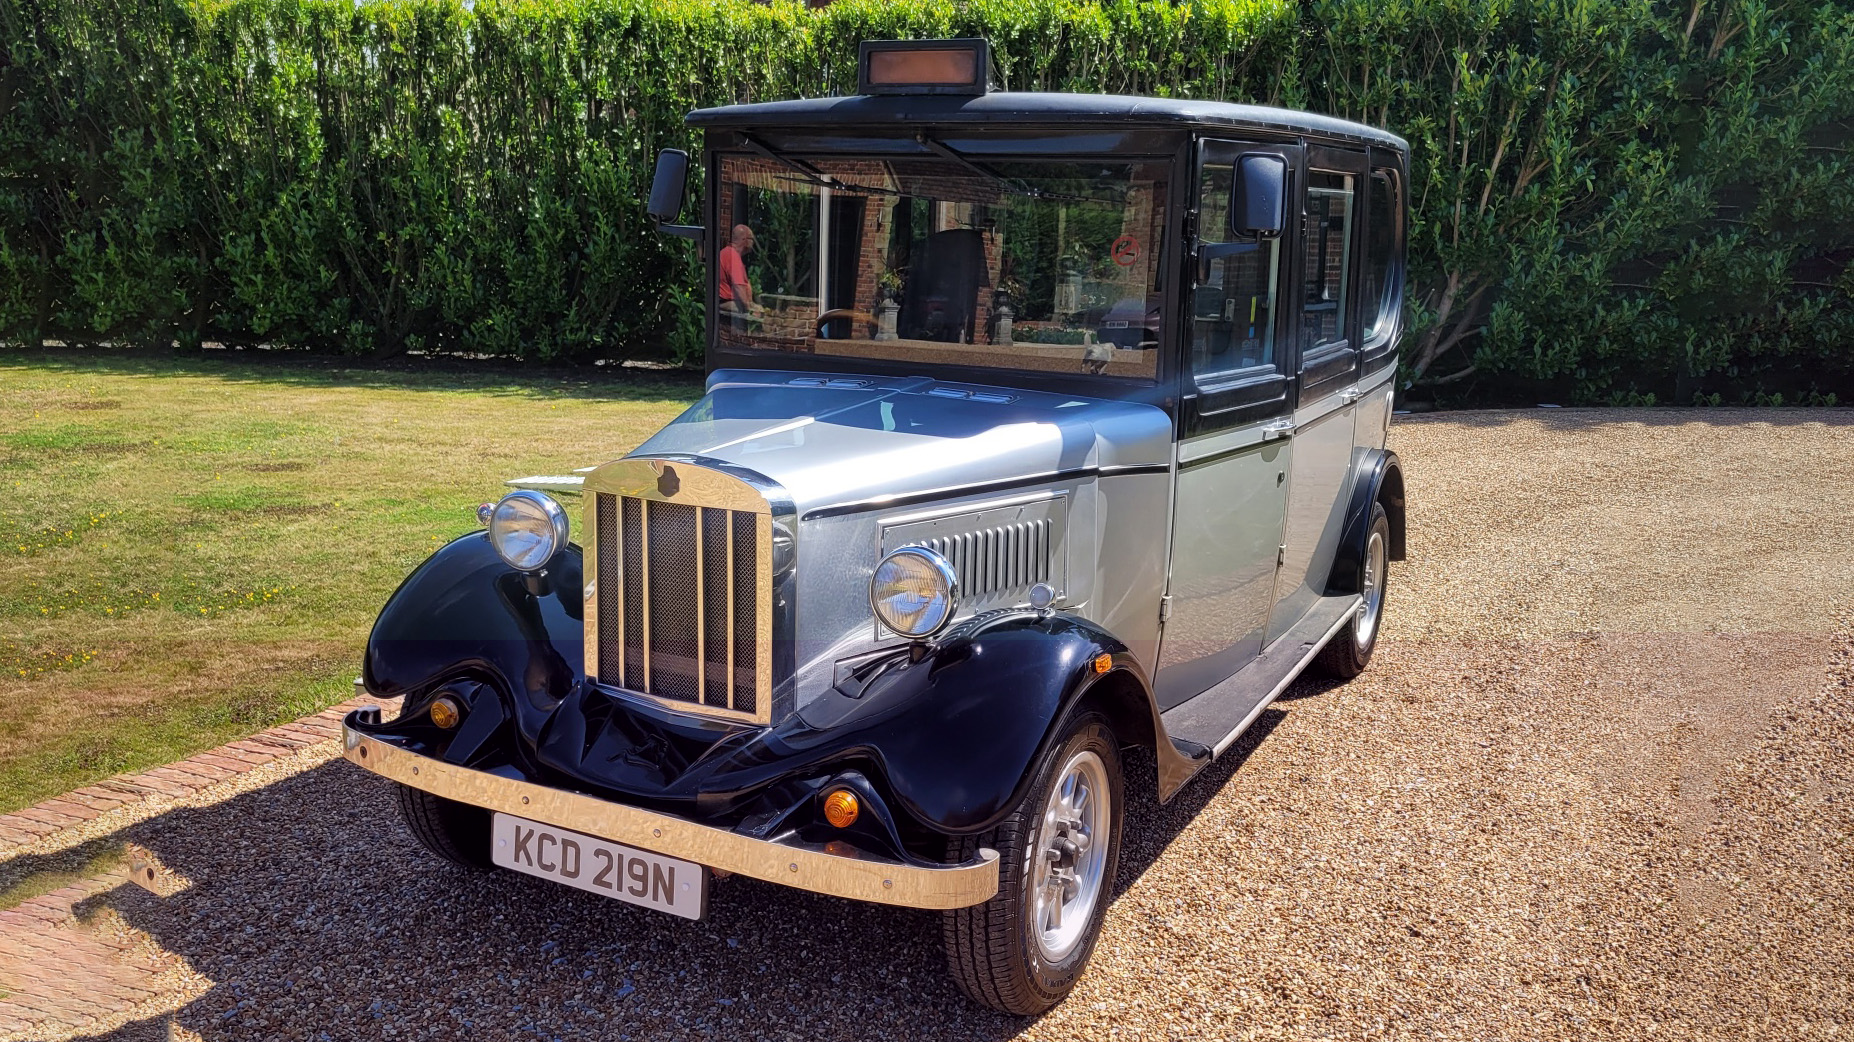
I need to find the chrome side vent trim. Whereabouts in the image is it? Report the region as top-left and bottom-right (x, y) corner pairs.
(880, 492), (1069, 617)
(915, 519), (1052, 603)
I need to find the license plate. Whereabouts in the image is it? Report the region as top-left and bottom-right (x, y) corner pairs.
(491, 813), (707, 920)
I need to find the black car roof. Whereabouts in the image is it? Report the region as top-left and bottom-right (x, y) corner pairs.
(687, 91), (1407, 153)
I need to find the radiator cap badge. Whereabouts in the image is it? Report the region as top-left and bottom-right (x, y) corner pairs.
(656, 464), (680, 498)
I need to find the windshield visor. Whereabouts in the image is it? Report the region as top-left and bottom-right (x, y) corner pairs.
(713, 156), (1167, 381)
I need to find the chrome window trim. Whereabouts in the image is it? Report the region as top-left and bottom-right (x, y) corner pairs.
(876, 488), (1065, 528)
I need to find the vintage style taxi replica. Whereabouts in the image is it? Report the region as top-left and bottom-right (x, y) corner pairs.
(343, 39), (1409, 1015)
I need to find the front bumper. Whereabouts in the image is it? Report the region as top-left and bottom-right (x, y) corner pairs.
(343, 711), (1000, 910)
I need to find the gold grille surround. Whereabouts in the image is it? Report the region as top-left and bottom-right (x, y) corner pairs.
(583, 458), (774, 725)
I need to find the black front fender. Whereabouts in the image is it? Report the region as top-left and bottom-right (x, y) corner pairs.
(363, 532), (584, 712)
(756, 611), (1142, 834)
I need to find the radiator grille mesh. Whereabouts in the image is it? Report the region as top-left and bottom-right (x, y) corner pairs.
(592, 491), (765, 719)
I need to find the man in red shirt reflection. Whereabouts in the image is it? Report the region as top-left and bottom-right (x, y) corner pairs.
(719, 224), (759, 329)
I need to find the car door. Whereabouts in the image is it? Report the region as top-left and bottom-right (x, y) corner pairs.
(1154, 139), (1301, 711)
(1266, 145), (1368, 644)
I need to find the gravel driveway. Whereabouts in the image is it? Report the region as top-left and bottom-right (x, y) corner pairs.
(4, 408), (1851, 1041)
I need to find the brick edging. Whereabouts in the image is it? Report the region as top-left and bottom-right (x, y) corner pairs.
(0, 694), (401, 851)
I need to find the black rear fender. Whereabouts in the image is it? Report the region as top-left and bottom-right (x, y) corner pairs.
(1327, 449), (1405, 596)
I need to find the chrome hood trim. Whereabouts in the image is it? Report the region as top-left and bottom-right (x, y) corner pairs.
(627, 369), (1173, 518)
(506, 474), (586, 494)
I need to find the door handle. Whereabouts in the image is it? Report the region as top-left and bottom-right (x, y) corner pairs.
(1339, 387), (1365, 405)
(1262, 419), (1297, 441)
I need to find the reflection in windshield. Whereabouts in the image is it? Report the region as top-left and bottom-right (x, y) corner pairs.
(715, 157), (1167, 381)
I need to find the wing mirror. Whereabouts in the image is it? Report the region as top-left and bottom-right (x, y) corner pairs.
(647, 149), (703, 241)
(1230, 154), (1287, 239)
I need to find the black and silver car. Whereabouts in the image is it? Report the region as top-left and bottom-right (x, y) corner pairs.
(344, 39), (1409, 1015)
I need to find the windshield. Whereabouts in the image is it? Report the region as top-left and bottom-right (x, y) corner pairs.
(713, 155), (1168, 381)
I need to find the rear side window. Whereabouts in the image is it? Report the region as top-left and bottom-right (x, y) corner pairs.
(1299, 171), (1354, 354)
(1361, 171), (1399, 346)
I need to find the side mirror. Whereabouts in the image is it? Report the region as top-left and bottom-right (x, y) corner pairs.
(1231, 154), (1288, 239)
(646, 149), (702, 241)
(647, 149), (690, 224)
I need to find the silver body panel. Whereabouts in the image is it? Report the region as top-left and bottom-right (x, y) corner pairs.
(1351, 370), (1395, 462)
(1155, 363), (1395, 710)
(1267, 385), (1360, 644)
(617, 369), (1173, 711)
(1156, 415), (1292, 709)
(632, 370), (1171, 518)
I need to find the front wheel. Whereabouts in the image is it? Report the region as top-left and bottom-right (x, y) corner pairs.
(1315, 501), (1391, 679)
(943, 712), (1123, 1015)
(396, 784), (494, 869)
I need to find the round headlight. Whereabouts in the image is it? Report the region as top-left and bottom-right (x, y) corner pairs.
(870, 546), (958, 638)
(488, 491), (569, 572)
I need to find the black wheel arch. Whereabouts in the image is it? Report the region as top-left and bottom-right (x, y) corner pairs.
(786, 610), (1194, 835)
(1327, 448), (1406, 597)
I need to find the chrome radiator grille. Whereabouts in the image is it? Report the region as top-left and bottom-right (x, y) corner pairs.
(914, 518), (1053, 604)
(589, 489), (768, 721)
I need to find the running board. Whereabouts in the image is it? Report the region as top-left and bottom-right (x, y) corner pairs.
(1159, 594), (1362, 763)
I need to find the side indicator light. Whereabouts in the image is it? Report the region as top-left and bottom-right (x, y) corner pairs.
(1093, 653), (1112, 674)
(429, 696), (463, 730)
(822, 789), (860, 829)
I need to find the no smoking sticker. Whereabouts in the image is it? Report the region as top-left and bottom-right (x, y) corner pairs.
(1111, 234), (1140, 267)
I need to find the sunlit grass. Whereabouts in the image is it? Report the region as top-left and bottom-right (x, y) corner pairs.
(0, 349), (696, 811)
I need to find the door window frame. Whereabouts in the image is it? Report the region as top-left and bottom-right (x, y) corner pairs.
(1294, 145), (1369, 405)
(1178, 138), (1303, 437)
(1358, 147), (1408, 375)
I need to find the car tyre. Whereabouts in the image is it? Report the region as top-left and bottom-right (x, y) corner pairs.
(942, 711), (1123, 1015)
(1316, 501), (1390, 679)
(396, 783), (494, 869)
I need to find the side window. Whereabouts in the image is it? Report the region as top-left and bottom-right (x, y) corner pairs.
(1191, 159), (1282, 381)
(1299, 171), (1355, 355)
(1361, 170), (1399, 348)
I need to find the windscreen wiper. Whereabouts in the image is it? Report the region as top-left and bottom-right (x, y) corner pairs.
(916, 133), (1123, 205)
(738, 133), (901, 197)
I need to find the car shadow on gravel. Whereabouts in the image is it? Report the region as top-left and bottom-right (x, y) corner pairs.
(46, 695), (1320, 1042)
(1112, 670), (1347, 900)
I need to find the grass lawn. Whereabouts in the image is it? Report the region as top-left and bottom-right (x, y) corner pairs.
(0, 349), (696, 813)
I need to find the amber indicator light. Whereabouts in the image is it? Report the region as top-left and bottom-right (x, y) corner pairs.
(1092, 653), (1112, 675)
(428, 696), (462, 729)
(822, 789), (861, 828)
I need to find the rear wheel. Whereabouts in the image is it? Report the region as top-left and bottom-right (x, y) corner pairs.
(395, 784), (494, 869)
(943, 712), (1123, 1015)
(1316, 501), (1390, 679)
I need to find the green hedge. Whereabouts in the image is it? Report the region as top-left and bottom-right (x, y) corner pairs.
(3, 0), (1850, 403)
